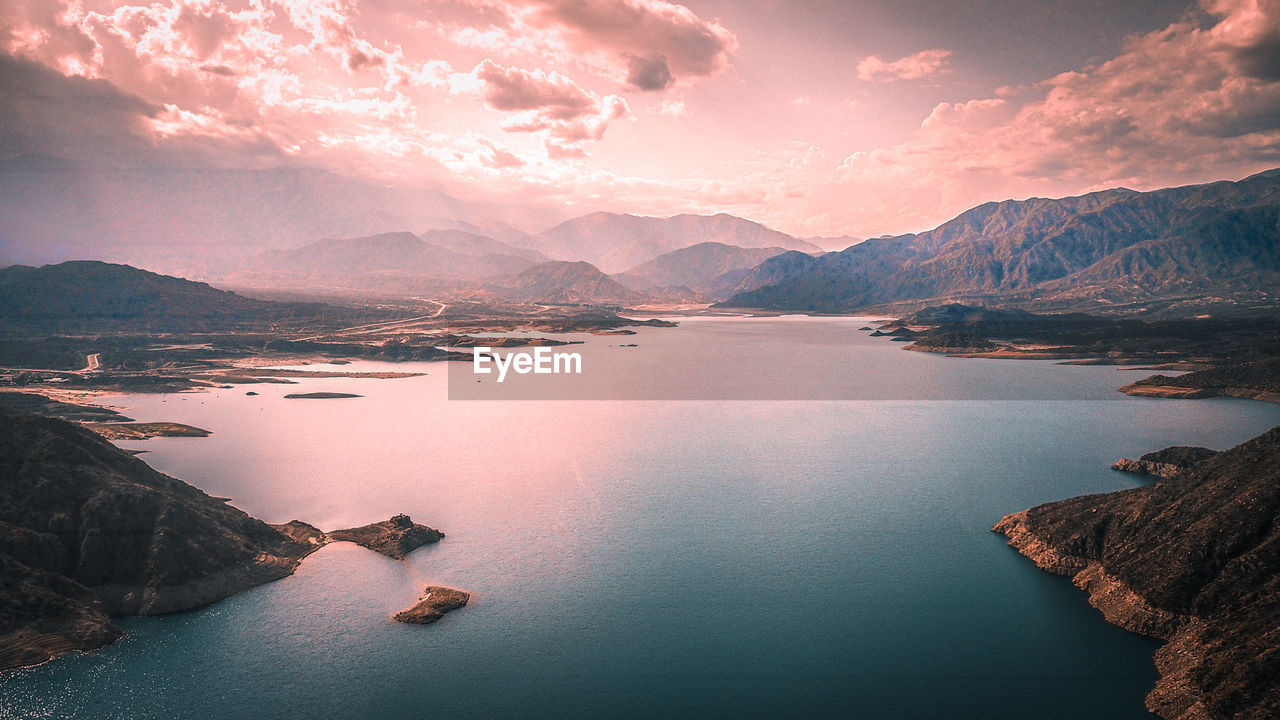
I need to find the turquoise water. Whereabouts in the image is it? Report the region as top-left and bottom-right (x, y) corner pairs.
(4, 317), (1279, 719)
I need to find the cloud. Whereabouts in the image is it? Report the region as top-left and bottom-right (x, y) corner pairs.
(856, 49), (952, 82)
(0, 0), (94, 69)
(527, 0), (736, 78)
(624, 51), (672, 91)
(476, 59), (596, 117)
(454, 0), (735, 89)
(1205, 0), (1280, 80)
(652, 98), (687, 116)
(832, 0), (1280, 234)
(473, 59), (631, 153)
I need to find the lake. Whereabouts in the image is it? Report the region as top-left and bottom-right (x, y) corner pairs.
(4, 317), (1279, 719)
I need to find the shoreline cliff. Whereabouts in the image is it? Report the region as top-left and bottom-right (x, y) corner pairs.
(994, 427), (1280, 720)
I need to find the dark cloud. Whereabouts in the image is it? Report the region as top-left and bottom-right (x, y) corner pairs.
(624, 52), (673, 91)
(0, 53), (160, 165)
(525, 0), (735, 78)
(474, 59), (630, 150)
(1230, 31), (1280, 81)
(0, 53), (284, 171)
(477, 59), (595, 119)
(347, 49), (386, 71)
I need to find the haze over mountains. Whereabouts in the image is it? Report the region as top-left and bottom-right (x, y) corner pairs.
(219, 213), (824, 304)
(235, 231), (547, 290)
(0, 163), (556, 275)
(515, 212), (822, 274)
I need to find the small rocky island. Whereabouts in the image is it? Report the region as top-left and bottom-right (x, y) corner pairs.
(394, 586), (470, 624)
(0, 407), (449, 671)
(994, 427), (1280, 720)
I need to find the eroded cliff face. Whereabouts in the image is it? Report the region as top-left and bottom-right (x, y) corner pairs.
(0, 408), (445, 671)
(994, 427), (1280, 720)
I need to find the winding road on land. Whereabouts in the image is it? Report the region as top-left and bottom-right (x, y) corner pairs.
(296, 301), (449, 341)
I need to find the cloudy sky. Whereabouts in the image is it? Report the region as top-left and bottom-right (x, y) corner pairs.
(3, 0), (1280, 238)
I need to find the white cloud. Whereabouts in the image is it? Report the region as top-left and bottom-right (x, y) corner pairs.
(856, 48), (951, 82)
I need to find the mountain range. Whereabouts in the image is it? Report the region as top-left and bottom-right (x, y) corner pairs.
(721, 169), (1280, 314)
(6, 170), (1280, 315)
(234, 230), (548, 290)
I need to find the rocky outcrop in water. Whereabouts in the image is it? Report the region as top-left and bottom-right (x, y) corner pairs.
(994, 426), (1280, 720)
(393, 586), (470, 624)
(0, 408), (445, 671)
(325, 515), (444, 560)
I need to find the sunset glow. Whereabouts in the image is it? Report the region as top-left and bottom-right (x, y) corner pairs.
(3, 0), (1280, 239)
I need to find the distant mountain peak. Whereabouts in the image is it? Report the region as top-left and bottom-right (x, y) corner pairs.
(497, 260), (645, 305)
(526, 211), (821, 273)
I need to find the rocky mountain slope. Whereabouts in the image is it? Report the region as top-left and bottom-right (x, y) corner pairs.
(994, 426), (1280, 720)
(493, 260), (646, 305)
(613, 242), (793, 297)
(723, 169), (1280, 313)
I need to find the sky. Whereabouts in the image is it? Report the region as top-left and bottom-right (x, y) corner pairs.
(3, 0), (1280, 239)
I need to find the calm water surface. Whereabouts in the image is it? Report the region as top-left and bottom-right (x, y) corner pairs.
(5, 317), (1279, 719)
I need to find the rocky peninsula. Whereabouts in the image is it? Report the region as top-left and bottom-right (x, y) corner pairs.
(994, 427), (1280, 720)
(1111, 446), (1221, 479)
(0, 407), (446, 671)
(1120, 358), (1280, 403)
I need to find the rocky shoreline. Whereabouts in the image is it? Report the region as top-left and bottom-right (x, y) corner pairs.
(993, 428), (1280, 720)
(0, 408), (449, 672)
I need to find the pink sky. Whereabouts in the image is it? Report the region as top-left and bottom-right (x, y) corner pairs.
(3, 0), (1280, 238)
